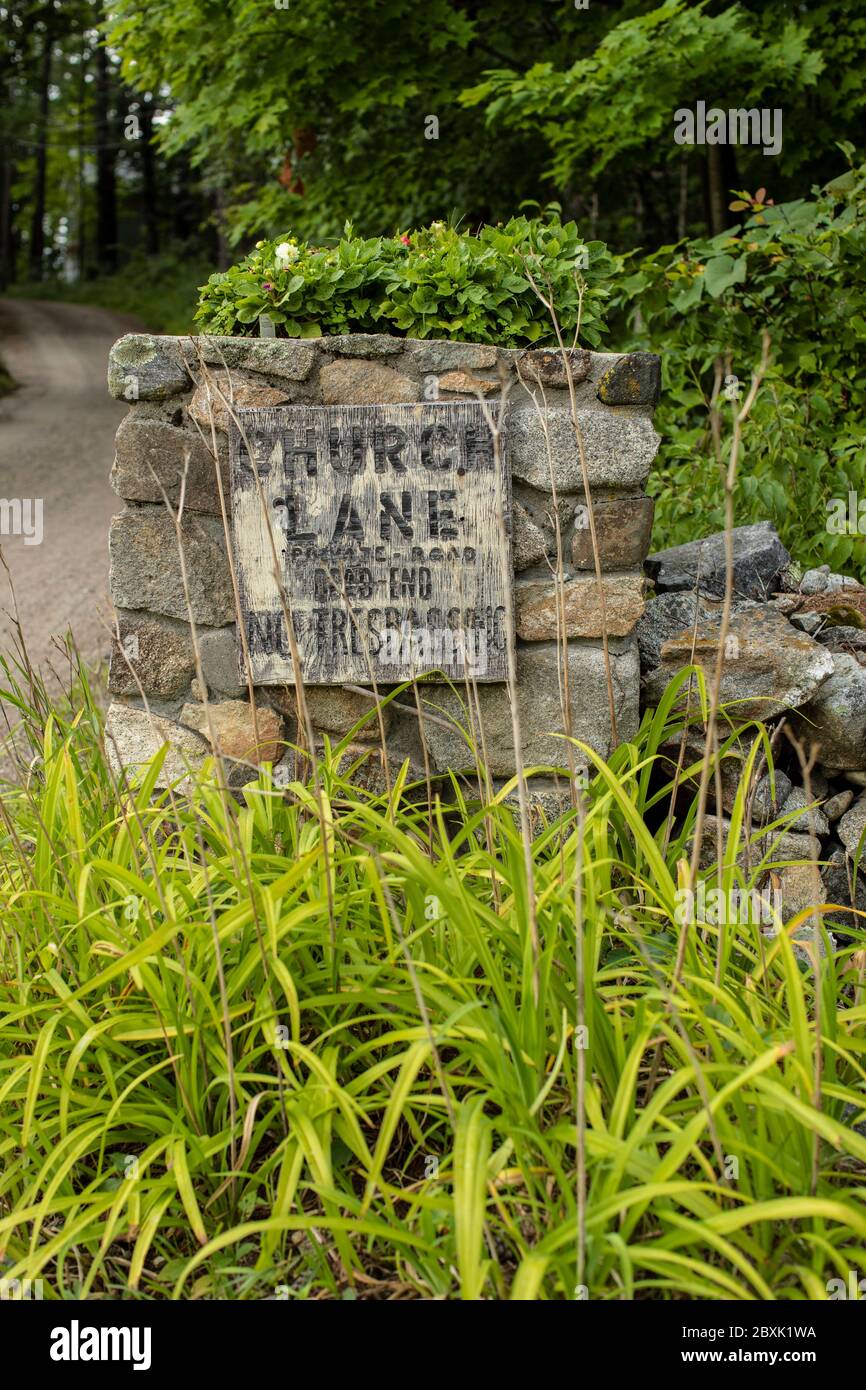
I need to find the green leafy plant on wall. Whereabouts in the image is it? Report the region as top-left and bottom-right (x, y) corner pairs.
(195, 214), (619, 347)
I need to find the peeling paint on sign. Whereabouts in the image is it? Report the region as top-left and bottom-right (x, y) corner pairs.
(229, 402), (511, 684)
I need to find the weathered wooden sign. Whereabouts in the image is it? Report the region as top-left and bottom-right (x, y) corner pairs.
(229, 402), (511, 684)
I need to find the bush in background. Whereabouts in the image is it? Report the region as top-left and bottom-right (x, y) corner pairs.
(615, 152), (866, 581)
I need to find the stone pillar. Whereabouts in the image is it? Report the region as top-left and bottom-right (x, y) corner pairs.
(104, 333), (660, 800)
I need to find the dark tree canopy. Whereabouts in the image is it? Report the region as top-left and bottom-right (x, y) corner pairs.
(2, 0), (865, 290)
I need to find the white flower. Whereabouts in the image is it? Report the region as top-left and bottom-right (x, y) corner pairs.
(275, 241), (299, 266)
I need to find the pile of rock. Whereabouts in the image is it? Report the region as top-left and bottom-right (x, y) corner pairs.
(638, 521), (866, 938)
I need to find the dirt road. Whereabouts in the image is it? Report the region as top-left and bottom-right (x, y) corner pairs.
(0, 297), (141, 686)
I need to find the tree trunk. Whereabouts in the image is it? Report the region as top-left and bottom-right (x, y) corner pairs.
(77, 35), (88, 277)
(704, 144), (739, 237)
(677, 153), (689, 240)
(633, 184), (645, 244)
(0, 152), (14, 289)
(213, 183), (231, 270)
(28, 18), (53, 280)
(705, 146), (727, 236)
(0, 54), (14, 287)
(140, 96), (160, 255)
(94, 42), (118, 272)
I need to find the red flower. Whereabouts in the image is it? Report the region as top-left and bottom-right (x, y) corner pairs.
(400, 234), (410, 246)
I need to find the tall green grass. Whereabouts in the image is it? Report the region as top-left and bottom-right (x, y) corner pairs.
(1, 654), (865, 1300)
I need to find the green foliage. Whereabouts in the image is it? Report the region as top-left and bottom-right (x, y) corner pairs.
(103, 0), (606, 247)
(8, 3), (866, 288)
(195, 215), (618, 346)
(614, 154), (866, 579)
(461, 0), (823, 188)
(1, 3), (213, 289)
(100, 0), (866, 255)
(195, 172), (866, 576)
(1, 657), (865, 1299)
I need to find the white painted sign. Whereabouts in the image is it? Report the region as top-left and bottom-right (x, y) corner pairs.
(229, 402), (511, 684)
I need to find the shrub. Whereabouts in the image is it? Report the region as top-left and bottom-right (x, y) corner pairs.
(194, 214), (618, 347)
(613, 153), (866, 580)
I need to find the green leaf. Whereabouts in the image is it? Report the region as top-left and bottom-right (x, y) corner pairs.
(702, 255), (747, 298)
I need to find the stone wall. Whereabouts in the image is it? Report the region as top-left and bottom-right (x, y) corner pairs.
(104, 332), (661, 799)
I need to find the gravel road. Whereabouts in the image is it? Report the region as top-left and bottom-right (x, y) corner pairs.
(0, 297), (141, 687)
